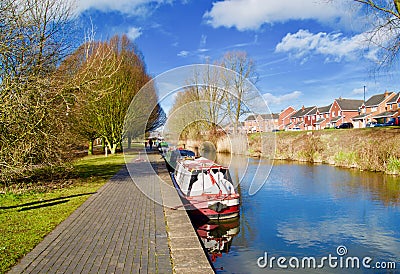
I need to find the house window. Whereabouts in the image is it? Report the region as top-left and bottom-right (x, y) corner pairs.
(332, 112), (335, 117)
(338, 111), (341, 116)
(398, 103), (400, 108)
(389, 104), (392, 110)
(371, 107), (377, 112)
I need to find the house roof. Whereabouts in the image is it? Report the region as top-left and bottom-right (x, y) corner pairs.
(330, 116), (342, 123)
(244, 114), (257, 121)
(279, 106), (296, 119)
(314, 118), (326, 124)
(372, 111), (398, 119)
(386, 92), (400, 104)
(352, 113), (370, 120)
(291, 106), (316, 118)
(318, 104), (331, 113)
(260, 113), (279, 120)
(308, 108), (318, 115)
(365, 92), (395, 107)
(246, 113), (279, 121)
(335, 98), (363, 111)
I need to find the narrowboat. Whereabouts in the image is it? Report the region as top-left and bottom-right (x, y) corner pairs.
(170, 156), (240, 220)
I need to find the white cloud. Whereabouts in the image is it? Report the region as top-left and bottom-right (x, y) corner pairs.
(275, 29), (375, 63)
(127, 27), (142, 40)
(200, 34), (207, 48)
(263, 91), (302, 105)
(204, 0), (356, 31)
(352, 87), (367, 95)
(76, 0), (172, 15)
(177, 50), (189, 57)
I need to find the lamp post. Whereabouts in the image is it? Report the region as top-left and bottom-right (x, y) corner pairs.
(363, 85), (366, 127)
(363, 85), (366, 104)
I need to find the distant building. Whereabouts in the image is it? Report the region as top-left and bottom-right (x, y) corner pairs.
(313, 104), (331, 130)
(242, 90), (399, 132)
(353, 91), (396, 127)
(289, 106), (317, 130)
(243, 113), (279, 133)
(329, 98), (364, 128)
(278, 106), (296, 131)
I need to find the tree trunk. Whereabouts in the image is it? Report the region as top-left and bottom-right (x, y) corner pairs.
(88, 139), (94, 155)
(110, 144), (117, 154)
(106, 139), (117, 155)
(102, 137), (106, 151)
(127, 135), (132, 149)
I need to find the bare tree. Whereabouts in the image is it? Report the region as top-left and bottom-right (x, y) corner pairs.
(347, 0), (400, 69)
(65, 35), (160, 155)
(0, 0), (76, 182)
(220, 51), (258, 133)
(165, 64), (230, 142)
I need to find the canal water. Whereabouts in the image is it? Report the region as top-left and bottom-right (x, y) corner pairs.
(195, 153), (400, 273)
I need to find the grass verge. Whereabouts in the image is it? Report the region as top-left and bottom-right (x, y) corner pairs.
(0, 153), (129, 274)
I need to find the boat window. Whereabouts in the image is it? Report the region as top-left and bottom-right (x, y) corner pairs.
(222, 169), (232, 182)
(187, 170), (200, 196)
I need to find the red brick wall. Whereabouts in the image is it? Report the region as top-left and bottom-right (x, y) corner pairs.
(279, 107), (295, 129)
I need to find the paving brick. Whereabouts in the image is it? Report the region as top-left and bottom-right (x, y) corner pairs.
(9, 150), (214, 274)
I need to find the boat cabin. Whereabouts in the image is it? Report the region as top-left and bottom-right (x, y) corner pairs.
(175, 157), (235, 197)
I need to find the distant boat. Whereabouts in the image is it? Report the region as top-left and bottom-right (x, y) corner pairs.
(164, 148), (195, 172)
(170, 155), (240, 220)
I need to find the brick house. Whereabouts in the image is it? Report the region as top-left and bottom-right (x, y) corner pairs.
(329, 98), (363, 128)
(313, 104), (331, 130)
(353, 91), (396, 127)
(305, 107), (318, 130)
(278, 106), (296, 130)
(289, 106), (317, 130)
(243, 114), (259, 133)
(386, 92), (400, 111)
(260, 114), (279, 132)
(372, 92), (400, 125)
(243, 113), (279, 133)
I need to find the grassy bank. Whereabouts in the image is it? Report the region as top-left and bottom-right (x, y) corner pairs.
(0, 153), (128, 274)
(247, 127), (400, 175)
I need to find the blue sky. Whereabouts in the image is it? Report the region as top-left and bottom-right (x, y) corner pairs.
(75, 0), (399, 113)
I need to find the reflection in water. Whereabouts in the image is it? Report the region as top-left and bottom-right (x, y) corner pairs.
(277, 217), (400, 259)
(193, 218), (240, 264)
(204, 154), (400, 273)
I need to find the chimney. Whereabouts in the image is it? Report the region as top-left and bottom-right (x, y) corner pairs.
(302, 105), (305, 111)
(384, 90), (390, 97)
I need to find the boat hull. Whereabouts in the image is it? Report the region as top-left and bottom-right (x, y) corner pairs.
(186, 201), (240, 220)
(170, 172), (240, 220)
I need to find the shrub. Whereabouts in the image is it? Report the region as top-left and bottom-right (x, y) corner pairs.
(386, 156), (400, 175)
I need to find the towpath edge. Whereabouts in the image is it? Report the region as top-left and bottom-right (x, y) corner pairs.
(9, 151), (214, 274)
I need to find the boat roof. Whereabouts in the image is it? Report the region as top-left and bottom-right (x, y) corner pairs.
(179, 157), (228, 171)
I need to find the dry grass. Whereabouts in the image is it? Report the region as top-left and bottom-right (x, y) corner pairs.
(216, 134), (249, 154)
(251, 127), (400, 174)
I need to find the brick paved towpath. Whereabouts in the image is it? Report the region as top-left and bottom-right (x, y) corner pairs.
(9, 150), (214, 274)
